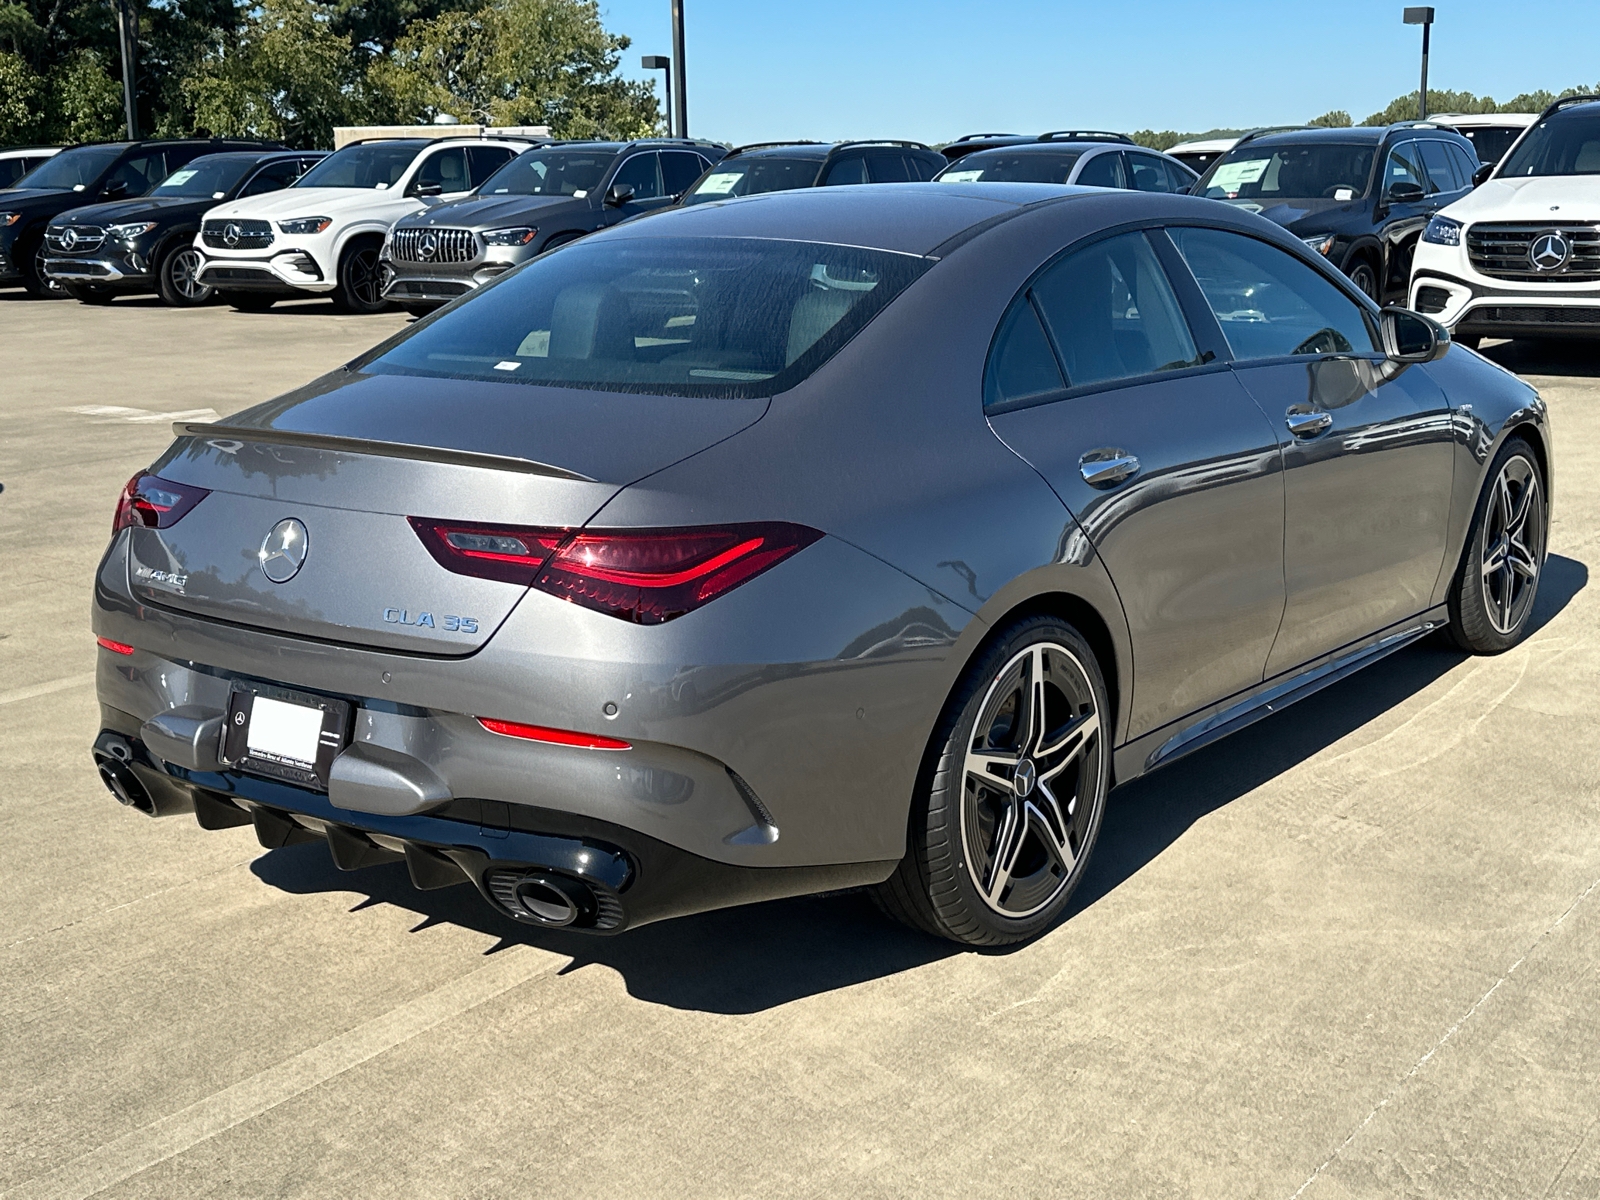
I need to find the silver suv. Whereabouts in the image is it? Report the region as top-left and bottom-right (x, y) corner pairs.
(380, 139), (724, 312)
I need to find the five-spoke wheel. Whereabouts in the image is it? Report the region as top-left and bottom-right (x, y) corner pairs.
(1448, 436), (1546, 653)
(876, 617), (1109, 945)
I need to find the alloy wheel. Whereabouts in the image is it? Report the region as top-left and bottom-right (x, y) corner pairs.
(32, 242), (65, 297)
(1480, 455), (1543, 635)
(960, 641), (1103, 918)
(344, 247), (385, 310)
(167, 247), (211, 302)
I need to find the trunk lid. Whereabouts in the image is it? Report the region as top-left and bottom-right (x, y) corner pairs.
(131, 369), (768, 654)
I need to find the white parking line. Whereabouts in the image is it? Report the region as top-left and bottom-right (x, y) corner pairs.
(0, 946), (558, 1200)
(0, 673), (95, 707)
(62, 406), (219, 424)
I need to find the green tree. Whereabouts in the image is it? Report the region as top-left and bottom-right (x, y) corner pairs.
(1309, 109), (1351, 127)
(183, 0), (366, 148)
(370, 0), (660, 137)
(53, 48), (125, 142)
(0, 49), (47, 141)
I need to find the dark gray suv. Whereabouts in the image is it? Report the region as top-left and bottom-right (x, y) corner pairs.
(380, 138), (725, 312)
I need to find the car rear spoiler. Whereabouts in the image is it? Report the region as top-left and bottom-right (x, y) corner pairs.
(170, 421), (597, 482)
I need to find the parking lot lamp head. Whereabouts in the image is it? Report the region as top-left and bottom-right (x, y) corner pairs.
(1403, 6), (1435, 120)
(642, 55), (673, 137)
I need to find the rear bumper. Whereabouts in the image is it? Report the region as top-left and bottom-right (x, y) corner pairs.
(91, 713), (893, 934)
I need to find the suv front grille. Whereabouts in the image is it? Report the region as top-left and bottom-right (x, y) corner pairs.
(1472, 305), (1600, 326)
(391, 228), (478, 264)
(1466, 222), (1600, 281)
(201, 219), (274, 250)
(45, 225), (106, 253)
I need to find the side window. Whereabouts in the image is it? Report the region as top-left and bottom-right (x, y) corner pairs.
(0, 159), (24, 187)
(1384, 142), (1430, 194)
(1029, 231), (1201, 390)
(1073, 151), (1126, 189)
(104, 152), (166, 195)
(867, 154), (911, 183)
(1419, 140), (1462, 192)
(909, 154), (942, 181)
(611, 152), (663, 199)
(1128, 152), (1180, 193)
(1446, 141), (1479, 184)
(985, 297), (1065, 408)
(822, 156), (867, 186)
(1160, 158), (1197, 193)
(238, 160), (302, 197)
(659, 151), (706, 196)
(1168, 226), (1378, 361)
(415, 147), (469, 194)
(466, 145), (516, 188)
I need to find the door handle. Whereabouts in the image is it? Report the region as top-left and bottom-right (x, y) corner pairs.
(1285, 407), (1333, 439)
(1079, 449), (1140, 488)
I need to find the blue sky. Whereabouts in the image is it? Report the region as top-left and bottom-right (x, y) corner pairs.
(604, 0), (1600, 144)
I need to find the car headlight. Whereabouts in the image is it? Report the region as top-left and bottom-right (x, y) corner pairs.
(109, 221), (158, 240)
(482, 226), (538, 246)
(1300, 232), (1337, 256)
(278, 216), (332, 235)
(0, 212), (18, 227)
(1422, 216), (1462, 247)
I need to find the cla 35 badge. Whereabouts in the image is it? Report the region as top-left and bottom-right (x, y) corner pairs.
(383, 608), (478, 633)
(258, 518), (308, 583)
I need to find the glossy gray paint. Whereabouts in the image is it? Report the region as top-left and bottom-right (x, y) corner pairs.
(93, 183), (1549, 916)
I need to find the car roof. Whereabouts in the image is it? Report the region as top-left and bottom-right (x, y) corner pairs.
(955, 141), (1124, 157)
(1431, 113), (1538, 128)
(599, 181), (1104, 256)
(1169, 137), (1239, 153)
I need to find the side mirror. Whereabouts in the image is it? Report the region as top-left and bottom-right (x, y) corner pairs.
(100, 180), (128, 199)
(413, 182), (443, 197)
(604, 182), (636, 207)
(1380, 305), (1449, 362)
(1471, 162), (1494, 187)
(1386, 180), (1426, 204)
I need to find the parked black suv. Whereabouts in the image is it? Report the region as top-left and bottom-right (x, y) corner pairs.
(0, 138), (281, 296)
(1191, 123), (1481, 302)
(380, 138), (725, 311)
(674, 140), (945, 204)
(41, 150), (324, 306)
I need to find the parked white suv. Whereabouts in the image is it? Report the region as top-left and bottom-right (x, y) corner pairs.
(194, 136), (527, 312)
(1411, 96), (1600, 347)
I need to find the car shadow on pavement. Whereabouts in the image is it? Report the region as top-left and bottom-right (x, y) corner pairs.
(252, 554), (1586, 1014)
(1479, 339), (1600, 379)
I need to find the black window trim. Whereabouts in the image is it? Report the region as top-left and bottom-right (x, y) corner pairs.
(607, 150), (664, 200)
(981, 217), (1388, 415)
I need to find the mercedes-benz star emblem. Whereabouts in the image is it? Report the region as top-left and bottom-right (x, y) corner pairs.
(258, 518), (309, 584)
(1529, 231), (1572, 272)
(223, 222), (242, 248)
(1012, 759), (1037, 798)
(60, 228), (78, 250)
(418, 232), (438, 261)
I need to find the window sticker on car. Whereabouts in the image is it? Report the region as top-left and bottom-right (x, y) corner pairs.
(939, 169), (984, 183)
(697, 172), (743, 195)
(1209, 159), (1270, 191)
(1334, 186), (1355, 200)
(164, 169), (197, 186)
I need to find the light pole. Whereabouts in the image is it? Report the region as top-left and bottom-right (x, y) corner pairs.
(112, 0), (138, 139)
(1403, 6), (1435, 121)
(670, 0), (687, 138)
(642, 55), (672, 137)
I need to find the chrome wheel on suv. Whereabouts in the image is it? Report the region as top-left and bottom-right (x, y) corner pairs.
(159, 246), (213, 307)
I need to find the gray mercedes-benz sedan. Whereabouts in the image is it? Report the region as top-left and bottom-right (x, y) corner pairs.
(91, 183), (1550, 946)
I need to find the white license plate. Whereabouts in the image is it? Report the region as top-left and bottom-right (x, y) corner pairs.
(245, 696), (326, 771)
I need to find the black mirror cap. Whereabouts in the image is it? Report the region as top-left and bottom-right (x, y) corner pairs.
(605, 183), (636, 207)
(1471, 162), (1495, 187)
(1387, 180), (1426, 203)
(1381, 305), (1450, 362)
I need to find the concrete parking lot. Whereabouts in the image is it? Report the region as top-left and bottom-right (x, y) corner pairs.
(1, 291), (1596, 1200)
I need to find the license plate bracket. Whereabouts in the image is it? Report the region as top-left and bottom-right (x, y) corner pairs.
(221, 682), (351, 791)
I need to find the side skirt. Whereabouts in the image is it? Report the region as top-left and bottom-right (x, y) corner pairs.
(1113, 606), (1449, 782)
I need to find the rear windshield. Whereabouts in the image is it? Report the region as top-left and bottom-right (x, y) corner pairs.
(360, 236), (929, 398)
(1198, 143), (1375, 202)
(1453, 125), (1524, 164)
(1499, 107), (1600, 177)
(681, 157), (823, 204)
(295, 142), (422, 189)
(152, 157), (255, 198)
(12, 145), (122, 191)
(479, 150), (612, 197)
(937, 151), (1083, 184)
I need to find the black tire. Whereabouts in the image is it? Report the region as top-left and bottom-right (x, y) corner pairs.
(20, 239), (67, 298)
(874, 616), (1111, 946)
(1446, 436), (1546, 654)
(333, 241), (389, 313)
(157, 243), (213, 307)
(1346, 256), (1380, 302)
(63, 283), (116, 305)
(221, 291), (276, 312)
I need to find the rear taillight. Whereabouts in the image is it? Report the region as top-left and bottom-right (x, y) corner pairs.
(113, 473), (210, 534)
(411, 518), (823, 624)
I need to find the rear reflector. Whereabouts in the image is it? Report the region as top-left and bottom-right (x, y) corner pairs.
(477, 717), (630, 751)
(411, 519), (823, 624)
(96, 637), (135, 655)
(113, 473), (210, 534)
